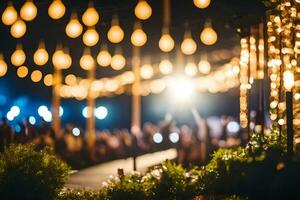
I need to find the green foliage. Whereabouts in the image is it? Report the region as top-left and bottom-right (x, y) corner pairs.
(57, 188), (100, 200)
(0, 144), (70, 200)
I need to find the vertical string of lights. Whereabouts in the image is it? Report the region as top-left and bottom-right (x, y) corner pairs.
(266, 0), (299, 151)
(239, 38), (249, 129)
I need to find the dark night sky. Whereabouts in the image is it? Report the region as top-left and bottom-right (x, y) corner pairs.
(0, 0), (266, 129)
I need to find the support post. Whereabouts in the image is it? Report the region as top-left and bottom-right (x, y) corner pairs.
(286, 91), (294, 158)
(87, 65), (96, 150)
(52, 67), (62, 138)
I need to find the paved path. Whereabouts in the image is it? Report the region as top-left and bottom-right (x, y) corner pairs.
(66, 148), (177, 190)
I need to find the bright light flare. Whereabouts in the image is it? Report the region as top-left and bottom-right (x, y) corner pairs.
(153, 132), (163, 144)
(168, 77), (195, 103)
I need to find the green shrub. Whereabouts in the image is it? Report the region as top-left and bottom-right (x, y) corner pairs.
(0, 144), (70, 200)
(57, 188), (100, 200)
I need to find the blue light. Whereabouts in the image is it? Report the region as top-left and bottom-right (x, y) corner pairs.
(10, 105), (20, 117)
(95, 106), (108, 120)
(153, 132), (163, 144)
(169, 132), (179, 143)
(14, 124), (21, 133)
(29, 116), (36, 125)
(38, 105), (48, 117)
(226, 121), (240, 135)
(59, 106), (64, 117)
(72, 127), (80, 136)
(6, 111), (14, 121)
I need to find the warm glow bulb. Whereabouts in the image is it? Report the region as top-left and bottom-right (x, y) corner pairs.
(283, 71), (295, 91)
(83, 28), (99, 47)
(17, 66), (28, 78)
(66, 18), (83, 38)
(111, 54), (126, 70)
(134, 0), (152, 20)
(80, 54), (95, 71)
(159, 34), (175, 52)
(82, 7), (99, 27)
(140, 64), (154, 79)
(34, 48), (49, 66)
(193, 0), (211, 9)
(185, 62), (198, 76)
(65, 74), (77, 85)
(131, 28), (147, 47)
(200, 27), (218, 45)
(159, 59), (173, 75)
(0, 59), (8, 77)
(181, 38), (197, 55)
(10, 19), (27, 38)
(48, 0), (66, 20)
(20, 1), (37, 21)
(97, 50), (111, 67)
(52, 50), (71, 69)
(11, 48), (26, 66)
(31, 70), (42, 82)
(107, 25), (124, 43)
(198, 60), (211, 74)
(43, 74), (53, 86)
(2, 4), (18, 25)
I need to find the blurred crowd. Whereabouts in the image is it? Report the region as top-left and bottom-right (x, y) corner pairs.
(0, 112), (247, 169)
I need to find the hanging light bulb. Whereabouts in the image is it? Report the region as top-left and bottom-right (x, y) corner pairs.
(97, 47), (111, 67)
(193, 0), (211, 9)
(1, 3), (18, 26)
(82, 6), (99, 27)
(43, 74), (53, 86)
(48, 0), (66, 20)
(159, 34), (175, 52)
(10, 19), (27, 38)
(200, 21), (218, 45)
(11, 46), (26, 66)
(198, 59), (211, 74)
(0, 54), (8, 77)
(17, 66), (28, 78)
(111, 54), (126, 70)
(20, 0), (37, 21)
(159, 59), (173, 75)
(185, 62), (198, 76)
(181, 31), (197, 55)
(131, 23), (147, 47)
(66, 13), (83, 38)
(83, 28), (99, 47)
(31, 70), (42, 82)
(33, 42), (49, 66)
(134, 0), (152, 20)
(80, 49), (95, 71)
(140, 64), (154, 79)
(107, 16), (124, 44)
(65, 74), (77, 85)
(52, 48), (72, 69)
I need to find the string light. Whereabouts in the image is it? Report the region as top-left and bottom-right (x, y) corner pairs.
(0, 55), (8, 77)
(97, 48), (111, 67)
(140, 64), (154, 79)
(181, 32), (197, 55)
(193, 0), (211, 9)
(48, 0), (66, 20)
(82, 6), (99, 27)
(159, 59), (173, 75)
(65, 74), (77, 86)
(200, 21), (218, 45)
(80, 49), (95, 71)
(1, 3), (17, 26)
(66, 14), (83, 38)
(11, 46), (26, 66)
(31, 70), (42, 82)
(33, 42), (49, 66)
(111, 54), (126, 70)
(185, 62), (198, 76)
(131, 24), (147, 47)
(134, 0), (152, 20)
(10, 19), (27, 38)
(17, 66), (28, 78)
(52, 49), (71, 69)
(20, 0), (37, 22)
(83, 28), (99, 47)
(198, 59), (211, 74)
(43, 74), (53, 86)
(107, 17), (124, 44)
(159, 34), (175, 52)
